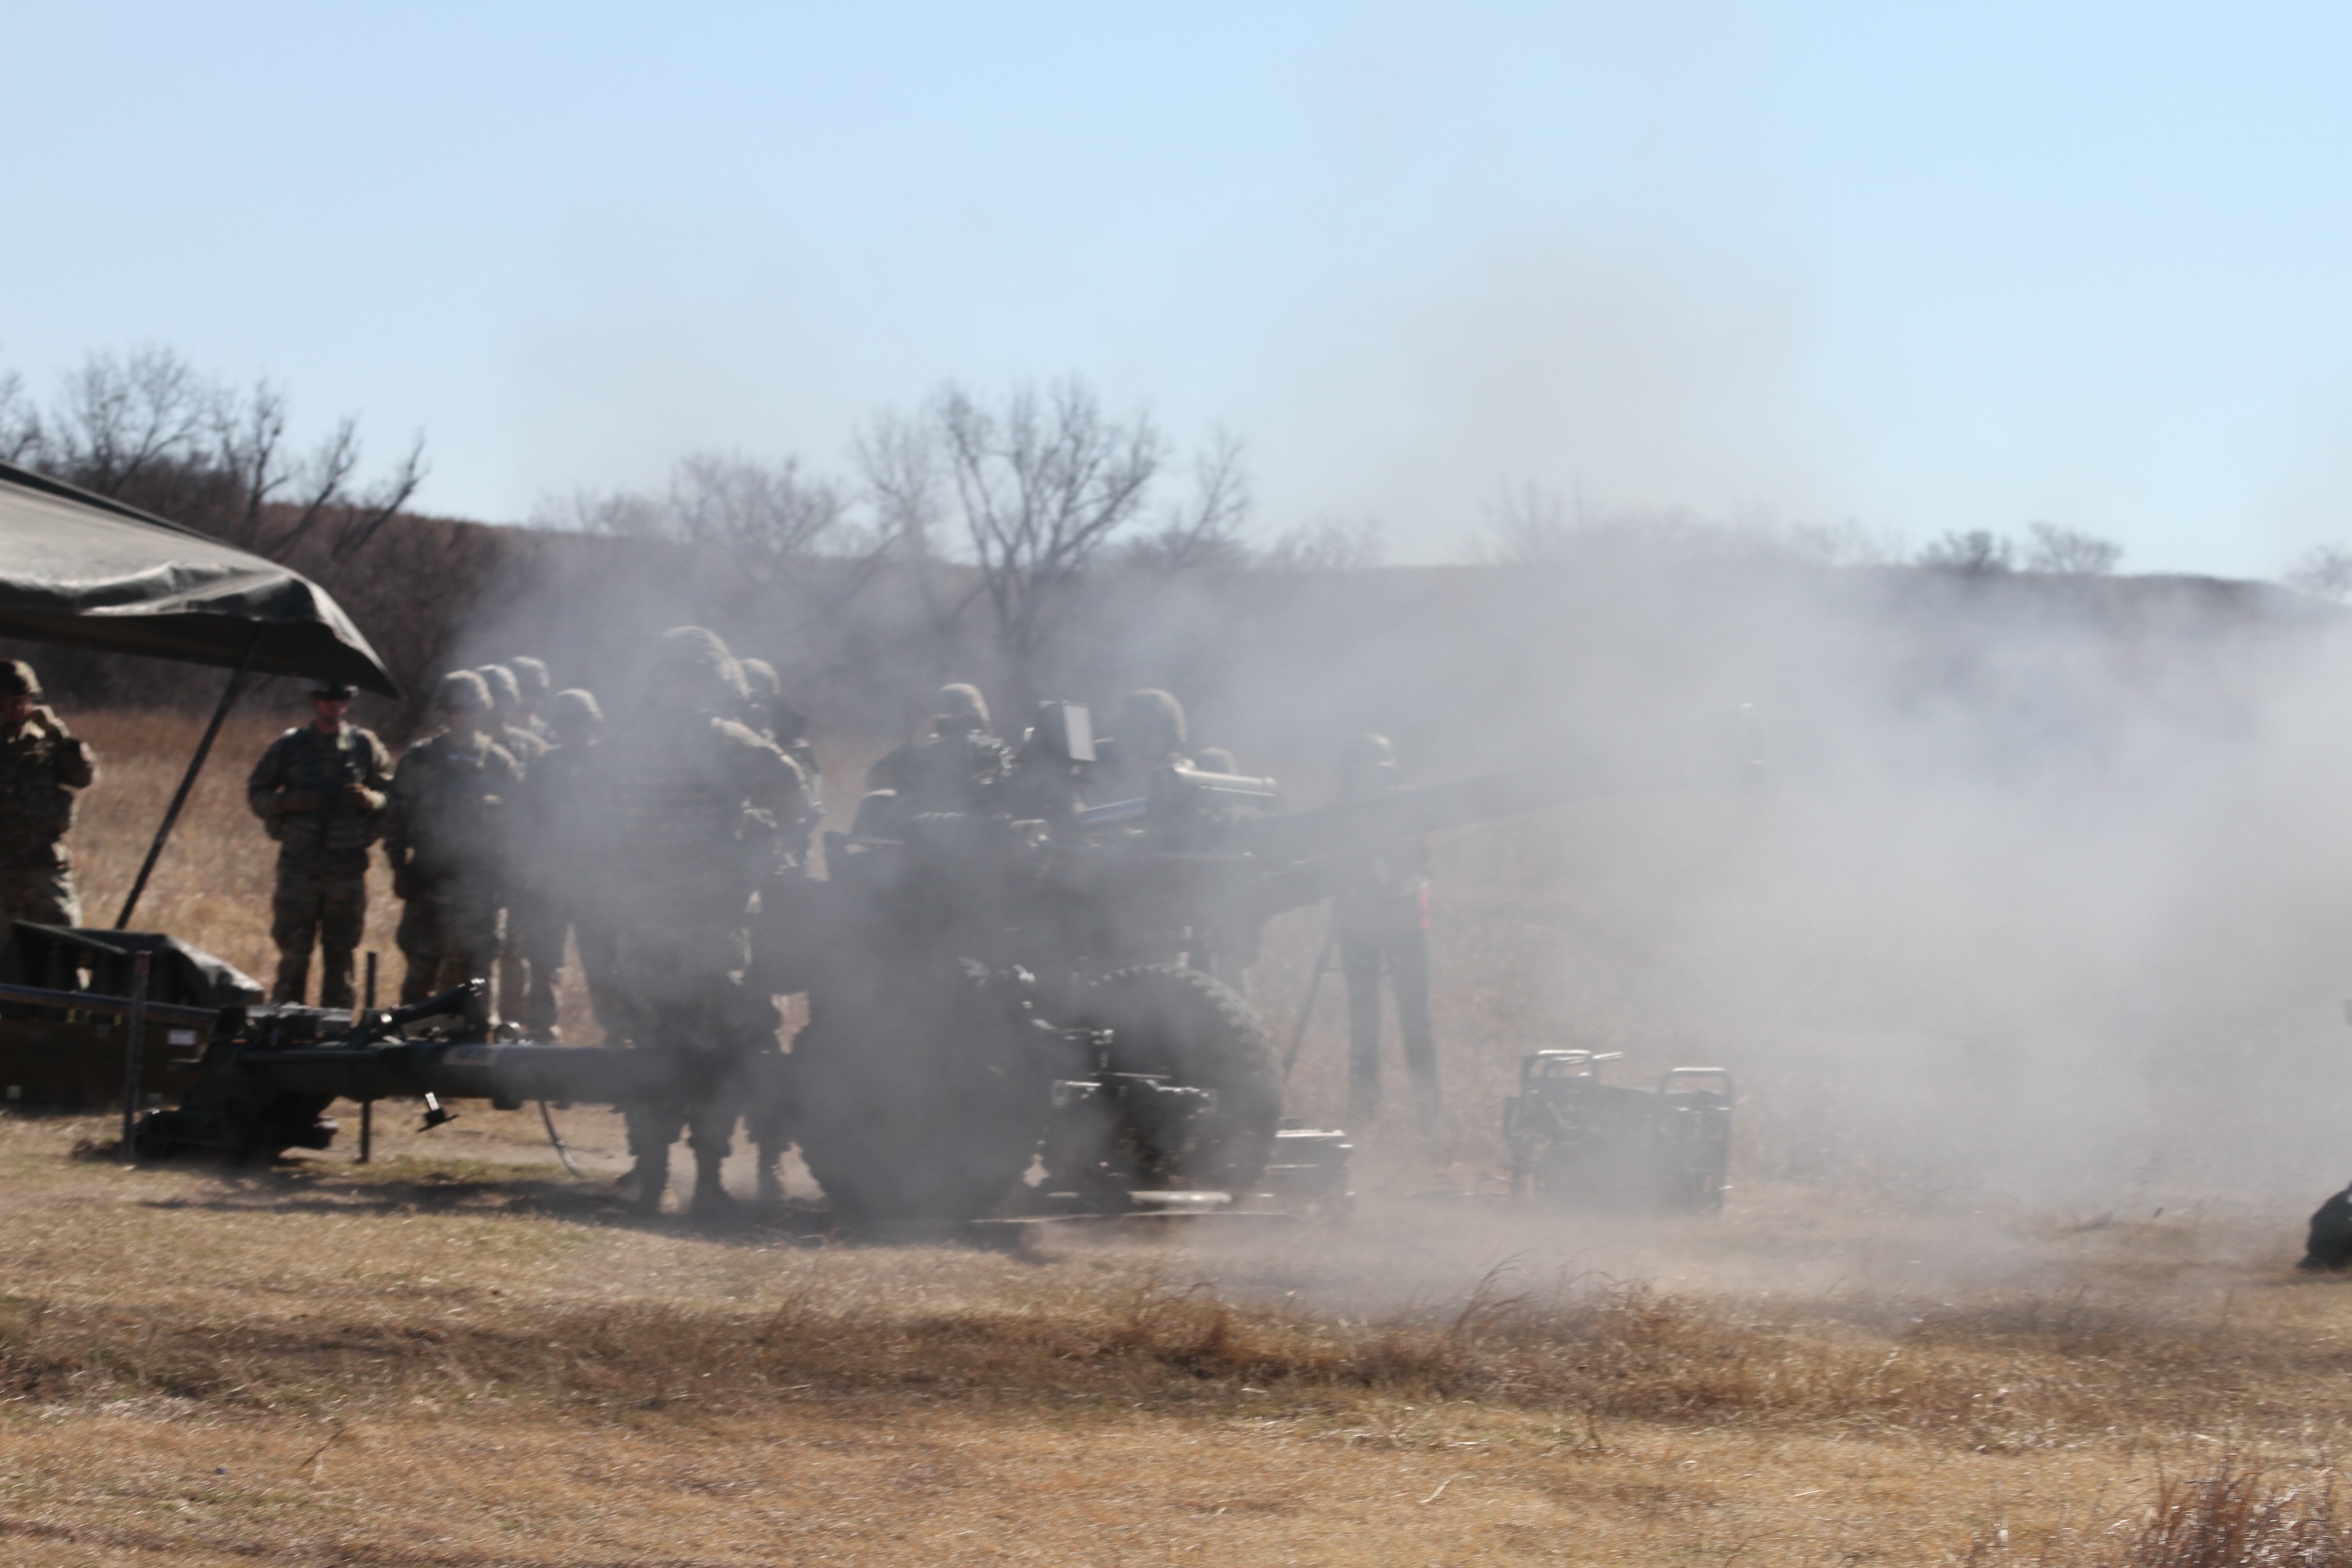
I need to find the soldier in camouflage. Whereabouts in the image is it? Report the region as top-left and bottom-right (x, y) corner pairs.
(474, 662), (547, 1021)
(245, 681), (394, 1007)
(1085, 688), (1192, 804)
(1331, 733), (1440, 1134)
(864, 683), (1011, 813)
(476, 664), (550, 768)
(385, 672), (521, 1008)
(734, 657), (824, 1203)
(738, 657), (821, 806)
(513, 687), (612, 1037)
(0, 662), (95, 928)
(595, 626), (811, 1217)
(506, 657), (556, 745)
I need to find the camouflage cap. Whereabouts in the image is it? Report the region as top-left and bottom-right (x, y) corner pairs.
(436, 669), (493, 715)
(936, 683), (989, 730)
(309, 681), (358, 701)
(738, 657), (780, 698)
(475, 664), (522, 709)
(0, 660), (42, 699)
(506, 656), (551, 696)
(649, 625), (746, 705)
(549, 687), (602, 725)
(1116, 688), (1188, 751)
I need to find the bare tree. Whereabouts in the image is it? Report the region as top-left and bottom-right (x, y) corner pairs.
(2023, 521), (2123, 575)
(1473, 480), (1581, 565)
(557, 451), (851, 572)
(859, 378), (1246, 689)
(1475, 480), (1867, 570)
(939, 380), (1157, 672)
(0, 368), (39, 464)
(2287, 544), (2352, 601)
(257, 414), (428, 561)
(1915, 529), (2014, 574)
(48, 346), (215, 495)
(1784, 519), (1905, 567)
(852, 406), (946, 562)
(1115, 431), (1252, 572)
(5, 346), (425, 560)
(1257, 514), (1386, 572)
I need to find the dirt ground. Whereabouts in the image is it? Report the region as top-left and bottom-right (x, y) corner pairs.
(11, 706), (2352, 1563)
(2, 1102), (2347, 1566)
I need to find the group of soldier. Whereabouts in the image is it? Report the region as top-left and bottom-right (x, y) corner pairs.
(0, 632), (1442, 1213)
(242, 631), (823, 1214)
(855, 681), (1441, 1134)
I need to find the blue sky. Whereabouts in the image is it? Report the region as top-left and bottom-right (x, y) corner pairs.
(5, 2), (2349, 574)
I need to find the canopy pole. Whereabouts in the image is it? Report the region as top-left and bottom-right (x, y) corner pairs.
(114, 625), (266, 931)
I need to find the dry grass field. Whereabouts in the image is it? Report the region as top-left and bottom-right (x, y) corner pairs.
(5, 705), (2349, 1565)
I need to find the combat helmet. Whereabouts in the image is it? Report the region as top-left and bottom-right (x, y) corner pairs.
(1115, 688), (1187, 760)
(475, 664), (523, 711)
(0, 660), (43, 700)
(738, 657), (781, 698)
(935, 683), (990, 734)
(648, 625), (746, 710)
(550, 687), (603, 728)
(506, 656), (551, 698)
(436, 669), (493, 716)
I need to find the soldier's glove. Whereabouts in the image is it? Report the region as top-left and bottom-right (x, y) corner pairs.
(275, 791), (324, 815)
(340, 785), (385, 812)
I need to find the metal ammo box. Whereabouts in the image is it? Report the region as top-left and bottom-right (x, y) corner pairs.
(1502, 1049), (1733, 1212)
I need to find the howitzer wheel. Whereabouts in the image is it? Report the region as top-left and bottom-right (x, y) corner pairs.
(791, 960), (1054, 1223)
(1046, 964), (1281, 1197)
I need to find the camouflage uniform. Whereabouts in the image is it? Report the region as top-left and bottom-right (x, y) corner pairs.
(738, 659), (822, 880)
(476, 664), (551, 1020)
(512, 689), (616, 1036)
(864, 684), (1012, 814)
(386, 676), (521, 1007)
(1331, 734), (1439, 1133)
(1083, 687), (1192, 804)
(506, 657), (557, 745)
(246, 718), (393, 1008)
(476, 665), (552, 767)
(597, 627), (811, 1215)
(0, 667), (95, 928)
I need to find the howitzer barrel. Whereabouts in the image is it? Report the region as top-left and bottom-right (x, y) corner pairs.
(1238, 753), (1759, 866)
(225, 1041), (683, 1104)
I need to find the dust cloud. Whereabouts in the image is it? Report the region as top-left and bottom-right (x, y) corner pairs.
(446, 517), (2352, 1258)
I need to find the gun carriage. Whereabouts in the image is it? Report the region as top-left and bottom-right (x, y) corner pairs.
(771, 731), (1686, 1222)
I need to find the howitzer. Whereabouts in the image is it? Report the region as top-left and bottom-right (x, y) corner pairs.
(775, 710), (1764, 1223)
(0, 978), (788, 1167)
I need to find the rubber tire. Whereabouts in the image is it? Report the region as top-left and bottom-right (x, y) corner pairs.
(791, 960), (1051, 1223)
(1056, 964), (1281, 1194)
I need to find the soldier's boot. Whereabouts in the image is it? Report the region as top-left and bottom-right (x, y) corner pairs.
(522, 969), (562, 1040)
(689, 1148), (736, 1220)
(755, 1143), (787, 1207)
(270, 951), (311, 1007)
(618, 1147), (670, 1215)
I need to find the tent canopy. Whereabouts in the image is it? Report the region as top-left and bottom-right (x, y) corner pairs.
(0, 459), (399, 696)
